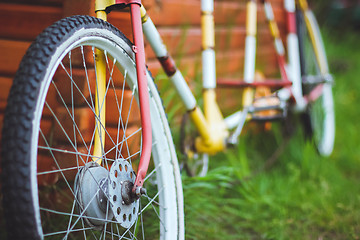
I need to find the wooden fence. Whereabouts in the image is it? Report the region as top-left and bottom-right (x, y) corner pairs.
(0, 0), (286, 156)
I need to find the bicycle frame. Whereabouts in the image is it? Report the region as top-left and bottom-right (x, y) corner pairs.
(93, 0), (331, 192)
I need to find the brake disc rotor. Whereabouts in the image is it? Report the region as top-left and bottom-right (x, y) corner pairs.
(109, 159), (139, 228)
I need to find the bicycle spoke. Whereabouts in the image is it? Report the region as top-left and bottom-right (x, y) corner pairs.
(81, 45), (95, 110)
(140, 201), (145, 240)
(139, 187), (164, 215)
(119, 88), (137, 159)
(144, 163), (161, 182)
(39, 129), (80, 197)
(64, 187), (103, 238)
(66, 178), (80, 237)
(37, 166), (79, 175)
(43, 227), (94, 237)
(3, 17), (182, 239)
(49, 79), (91, 154)
(104, 127), (142, 159)
(51, 73), (123, 164)
(116, 70), (128, 160)
(37, 146), (102, 165)
(41, 44), (171, 240)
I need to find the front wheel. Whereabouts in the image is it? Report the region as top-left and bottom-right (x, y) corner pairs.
(1, 16), (184, 239)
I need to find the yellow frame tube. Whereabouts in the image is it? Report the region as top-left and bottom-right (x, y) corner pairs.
(140, 5), (148, 23)
(242, 88), (253, 107)
(202, 89), (228, 152)
(246, 1), (257, 37)
(201, 12), (215, 49)
(189, 107), (212, 141)
(95, 0), (115, 12)
(204, 89), (223, 123)
(190, 102), (228, 155)
(298, 0), (309, 11)
(93, 10), (108, 164)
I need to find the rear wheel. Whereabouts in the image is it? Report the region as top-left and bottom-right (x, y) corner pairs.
(1, 16), (184, 239)
(180, 113), (209, 177)
(297, 10), (335, 156)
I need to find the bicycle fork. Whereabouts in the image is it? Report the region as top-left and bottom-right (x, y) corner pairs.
(95, 0), (151, 195)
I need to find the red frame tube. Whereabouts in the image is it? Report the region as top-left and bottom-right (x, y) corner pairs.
(287, 11), (297, 34)
(129, 3), (152, 191)
(277, 54), (289, 82)
(304, 84), (324, 104)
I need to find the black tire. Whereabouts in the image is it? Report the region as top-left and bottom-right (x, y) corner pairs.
(1, 15), (184, 239)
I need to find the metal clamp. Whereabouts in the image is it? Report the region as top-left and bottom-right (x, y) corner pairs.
(95, 0), (141, 13)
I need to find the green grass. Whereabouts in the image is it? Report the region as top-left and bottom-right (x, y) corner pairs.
(180, 29), (360, 239)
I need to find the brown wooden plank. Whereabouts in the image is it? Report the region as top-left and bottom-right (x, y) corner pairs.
(145, 0), (286, 27)
(145, 25), (286, 59)
(53, 68), (97, 106)
(40, 119), (53, 139)
(0, 39), (30, 76)
(0, 102), (7, 112)
(37, 118), (54, 151)
(0, 76), (13, 102)
(53, 106), (95, 144)
(107, 12), (134, 39)
(37, 154), (61, 186)
(52, 95), (140, 143)
(105, 125), (141, 160)
(147, 44), (280, 78)
(50, 125), (141, 164)
(53, 67), (139, 126)
(106, 89), (141, 127)
(63, 0), (95, 17)
(0, 3), (63, 41)
(0, 0), (62, 6)
(216, 88), (244, 115)
(41, 81), (61, 118)
(51, 145), (88, 181)
(0, 33), (282, 81)
(62, 45), (96, 67)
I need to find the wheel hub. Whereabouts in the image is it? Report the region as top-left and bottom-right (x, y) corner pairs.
(74, 159), (139, 229)
(109, 159), (139, 228)
(74, 162), (113, 227)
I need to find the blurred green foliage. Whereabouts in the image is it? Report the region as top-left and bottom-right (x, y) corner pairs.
(181, 22), (360, 240)
(311, 0), (360, 29)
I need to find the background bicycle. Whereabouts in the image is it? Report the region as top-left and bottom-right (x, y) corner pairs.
(0, 0), (358, 239)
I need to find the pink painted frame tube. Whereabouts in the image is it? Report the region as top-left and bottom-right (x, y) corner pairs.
(129, 3), (152, 192)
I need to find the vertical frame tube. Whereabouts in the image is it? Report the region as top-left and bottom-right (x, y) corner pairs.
(201, 0), (216, 89)
(242, 0), (257, 107)
(285, 0), (305, 108)
(93, 11), (108, 164)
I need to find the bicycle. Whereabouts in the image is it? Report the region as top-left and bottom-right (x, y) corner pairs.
(0, 0), (334, 239)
